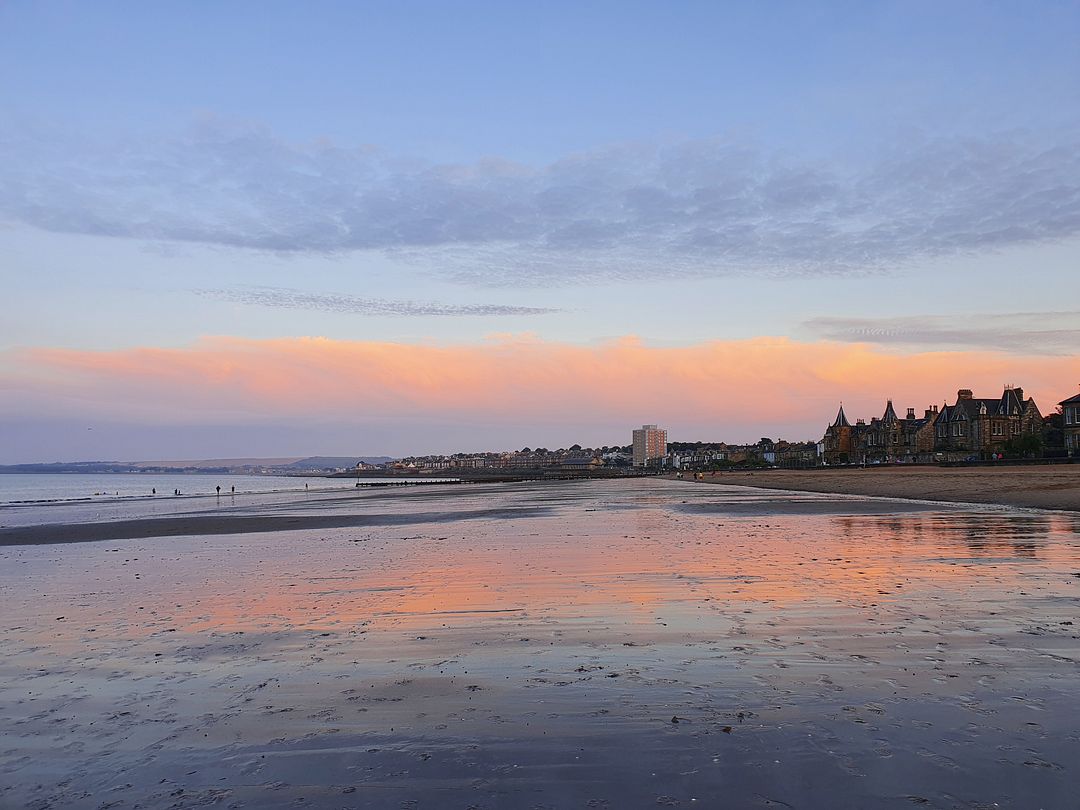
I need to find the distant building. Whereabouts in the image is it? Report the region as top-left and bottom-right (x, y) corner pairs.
(1060, 390), (1080, 455)
(667, 446), (729, 470)
(823, 385), (1044, 464)
(632, 424), (667, 467)
(822, 405), (854, 464)
(601, 450), (632, 466)
(775, 440), (819, 468)
(823, 400), (937, 464)
(934, 387), (1042, 456)
(557, 457), (605, 471)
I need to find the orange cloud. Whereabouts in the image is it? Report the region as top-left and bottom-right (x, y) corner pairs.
(3, 335), (1078, 440)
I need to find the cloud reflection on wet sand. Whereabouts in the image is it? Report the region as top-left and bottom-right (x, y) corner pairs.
(1, 479), (1078, 809)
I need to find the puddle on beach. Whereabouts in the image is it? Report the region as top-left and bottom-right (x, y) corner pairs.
(2, 479), (1079, 809)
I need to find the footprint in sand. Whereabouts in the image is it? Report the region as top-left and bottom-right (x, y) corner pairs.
(815, 674), (843, 692)
(1022, 757), (1064, 771)
(915, 749), (959, 770)
(872, 739), (893, 758)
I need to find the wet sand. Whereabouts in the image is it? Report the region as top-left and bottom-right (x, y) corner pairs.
(2, 479), (1079, 808)
(687, 465), (1080, 512)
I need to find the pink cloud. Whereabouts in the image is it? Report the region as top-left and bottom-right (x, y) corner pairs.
(4, 335), (1078, 442)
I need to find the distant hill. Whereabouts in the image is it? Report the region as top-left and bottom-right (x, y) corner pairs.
(133, 456), (393, 470)
(0, 456), (395, 474)
(285, 456), (393, 469)
(130, 457), (303, 469)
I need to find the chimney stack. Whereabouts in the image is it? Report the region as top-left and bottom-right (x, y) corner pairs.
(1014, 387), (1024, 401)
(906, 407), (916, 419)
(958, 389), (973, 400)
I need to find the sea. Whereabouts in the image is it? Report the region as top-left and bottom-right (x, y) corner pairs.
(0, 472), (364, 505)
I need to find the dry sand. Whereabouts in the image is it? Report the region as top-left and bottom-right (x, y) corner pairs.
(688, 464), (1080, 511)
(2, 479), (1079, 809)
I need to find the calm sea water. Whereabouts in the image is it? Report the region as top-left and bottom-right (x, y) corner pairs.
(0, 472), (360, 504)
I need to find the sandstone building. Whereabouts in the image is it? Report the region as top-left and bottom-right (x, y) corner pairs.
(934, 387), (1042, 455)
(822, 401), (936, 464)
(822, 386), (1042, 464)
(1060, 391), (1080, 455)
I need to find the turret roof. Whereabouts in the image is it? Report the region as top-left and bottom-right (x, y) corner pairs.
(882, 399), (898, 424)
(832, 404), (850, 428)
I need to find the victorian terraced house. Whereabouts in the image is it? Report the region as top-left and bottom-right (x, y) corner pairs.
(823, 386), (1042, 464)
(934, 387), (1042, 455)
(1061, 391), (1080, 454)
(822, 401), (936, 465)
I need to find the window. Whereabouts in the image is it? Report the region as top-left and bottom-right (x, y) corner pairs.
(953, 423), (963, 437)
(992, 423), (1003, 436)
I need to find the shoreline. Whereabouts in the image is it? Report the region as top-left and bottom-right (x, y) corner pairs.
(0, 479), (459, 508)
(673, 464), (1080, 512)
(0, 480), (542, 546)
(7, 467), (1080, 547)
(0, 504), (552, 546)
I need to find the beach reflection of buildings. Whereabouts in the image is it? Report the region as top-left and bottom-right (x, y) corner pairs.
(833, 512), (1080, 561)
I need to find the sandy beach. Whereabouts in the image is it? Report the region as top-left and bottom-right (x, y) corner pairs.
(2, 478), (1079, 808)
(684, 464), (1080, 512)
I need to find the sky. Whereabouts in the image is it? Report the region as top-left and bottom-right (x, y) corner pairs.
(1, 1), (1079, 462)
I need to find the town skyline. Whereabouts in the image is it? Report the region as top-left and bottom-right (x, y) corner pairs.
(5, 377), (1076, 471)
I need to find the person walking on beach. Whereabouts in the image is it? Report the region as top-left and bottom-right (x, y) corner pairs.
(216, 485), (221, 495)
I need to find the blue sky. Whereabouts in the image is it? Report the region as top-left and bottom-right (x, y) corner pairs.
(1, 1), (1079, 461)
(6, 2), (1079, 159)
